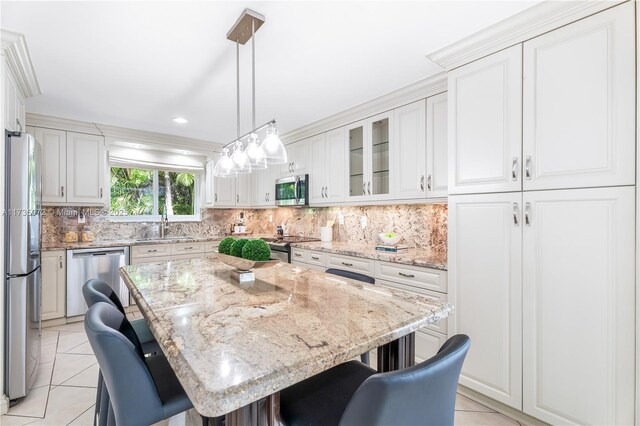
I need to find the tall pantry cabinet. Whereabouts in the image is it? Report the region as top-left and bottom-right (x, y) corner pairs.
(447, 3), (636, 425)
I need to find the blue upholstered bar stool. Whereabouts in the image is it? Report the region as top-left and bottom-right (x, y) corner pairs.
(280, 334), (470, 426)
(325, 268), (375, 365)
(85, 302), (194, 426)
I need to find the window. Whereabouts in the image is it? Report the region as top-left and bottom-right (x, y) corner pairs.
(110, 167), (200, 221)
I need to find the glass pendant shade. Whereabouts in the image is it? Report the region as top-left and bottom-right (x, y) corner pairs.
(262, 124), (288, 165)
(231, 141), (252, 174)
(246, 132), (267, 169)
(213, 148), (237, 178)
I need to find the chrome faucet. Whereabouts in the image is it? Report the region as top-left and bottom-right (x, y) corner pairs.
(159, 211), (170, 238)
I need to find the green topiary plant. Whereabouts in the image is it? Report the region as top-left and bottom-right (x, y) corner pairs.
(218, 237), (236, 255)
(230, 239), (249, 258)
(241, 239), (272, 261)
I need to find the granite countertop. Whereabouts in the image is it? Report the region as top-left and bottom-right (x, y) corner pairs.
(41, 236), (223, 251)
(120, 257), (452, 417)
(290, 241), (448, 271)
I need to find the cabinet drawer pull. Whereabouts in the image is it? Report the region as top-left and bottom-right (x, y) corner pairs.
(341, 262), (353, 267)
(147, 249), (158, 253)
(184, 247), (193, 250)
(294, 253), (302, 257)
(311, 256), (320, 260)
(398, 272), (415, 278)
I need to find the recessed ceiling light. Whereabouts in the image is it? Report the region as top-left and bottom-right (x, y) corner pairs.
(172, 117), (188, 124)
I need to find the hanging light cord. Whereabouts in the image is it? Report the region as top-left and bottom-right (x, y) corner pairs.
(236, 38), (240, 140)
(252, 18), (256, 130)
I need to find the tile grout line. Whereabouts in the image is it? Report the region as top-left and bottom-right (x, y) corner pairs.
(66, 403), (96, 426)
(52, 359), (98, 388)
(39, 330), (62, 420)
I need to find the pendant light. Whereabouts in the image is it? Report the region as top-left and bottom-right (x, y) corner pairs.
(212, 9), (287, 177)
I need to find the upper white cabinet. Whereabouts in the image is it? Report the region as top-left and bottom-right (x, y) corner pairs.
(235, 173), (252, 207)
(4, 64), (26, 132)
(347, 113), (392, 201)
(213, 176), (236, 208)
(66, 132), (105, 204)
(522, 2), (634, 191)
(393, 100), (427, 200)
(280, 139), (310, 177)
(252, 166), (277, 207)
(36, 127), (106, 206)
(37, 128), (67, 204)
(426, 93), (448, 198)
(522, 187), (635, 425)
(448, 45), (522, 195)
(310, 129), (347, 204)
(448, 192), (523, 409)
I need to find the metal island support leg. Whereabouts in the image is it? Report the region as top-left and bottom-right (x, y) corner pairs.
(377, 332), (416, 373)
(222, 392), (281, 426)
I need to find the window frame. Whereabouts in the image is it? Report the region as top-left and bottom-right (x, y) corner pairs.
(108, 167), (201, 223)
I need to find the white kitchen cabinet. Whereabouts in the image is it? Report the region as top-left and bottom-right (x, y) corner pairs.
(448, 192), (522, 409)
(37, 128), (67, 204)
(281, 139), (310, 177)
(448, 45), (522, 195)
(426, 92), (448, 198)
(213, 176), (236, 208)
(522, 2), (634, 191)
(393, 100), (426, 200)
(310, 129), (347, 205)
(204, 159), (214, 208)
(235, 173), (252, 207)
(3, 64), (25, 132)
(252, 166), (276, 207)
(41, 250), (66, 321)
(65, 132), (105, 205)
(522, 187), (635, 425)
(415, 329), (447, 363)
(347, 113), (392, 201)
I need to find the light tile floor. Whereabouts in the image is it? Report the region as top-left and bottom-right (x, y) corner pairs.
(2, 317), (522, 426)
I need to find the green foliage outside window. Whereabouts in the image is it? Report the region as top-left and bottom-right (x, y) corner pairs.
(110, 167), (197, 217)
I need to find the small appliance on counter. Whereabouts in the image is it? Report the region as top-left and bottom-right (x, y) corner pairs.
(260, 235), (320, 263)
(320, 219), (335, 242)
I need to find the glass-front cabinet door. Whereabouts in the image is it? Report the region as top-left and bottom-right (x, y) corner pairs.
(348, 121), (365, 198)
(347, 114), (392, 200)
(369, 115), (390, 196)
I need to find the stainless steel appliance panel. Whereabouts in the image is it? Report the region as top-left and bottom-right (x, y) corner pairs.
(66, 247), (130, 317)
(4, 130), (42, 400)
(275, 174), (309, 207)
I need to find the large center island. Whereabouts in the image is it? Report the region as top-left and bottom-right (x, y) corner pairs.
(120, 256), (453, 422)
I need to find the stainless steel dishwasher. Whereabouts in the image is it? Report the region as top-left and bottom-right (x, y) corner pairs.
(66, 247), (130, 317)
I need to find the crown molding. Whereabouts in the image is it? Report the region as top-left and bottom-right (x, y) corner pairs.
(26, 113), (223, 153)
(427, 0), (626, 71)
(1, 29), (41, 98)
(280, 72), (447, 144)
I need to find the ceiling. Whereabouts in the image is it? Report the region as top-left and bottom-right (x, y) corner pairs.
(1, 1), (537, 143)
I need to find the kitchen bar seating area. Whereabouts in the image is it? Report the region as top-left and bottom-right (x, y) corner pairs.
(3, 1), (640, 425)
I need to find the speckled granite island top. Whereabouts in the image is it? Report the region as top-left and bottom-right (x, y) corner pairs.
(291, 241), (448, 270)
(120, 257), (452, 417)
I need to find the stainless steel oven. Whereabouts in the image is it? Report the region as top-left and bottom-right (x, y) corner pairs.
(261, 236), (320, 263)
(275, 175), (309, 207)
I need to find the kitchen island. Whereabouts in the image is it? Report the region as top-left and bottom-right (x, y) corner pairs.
(120, 256), (453, 423)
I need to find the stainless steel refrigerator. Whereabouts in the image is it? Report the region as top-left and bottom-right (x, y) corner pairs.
(4, 130), (42, 401)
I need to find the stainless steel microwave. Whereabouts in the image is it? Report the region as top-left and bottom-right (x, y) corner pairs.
(275, 175), (309, 207)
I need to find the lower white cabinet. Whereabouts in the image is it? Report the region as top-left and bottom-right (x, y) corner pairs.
(521, 187), (635, 425)
(448, 192), (523, 409)
(41, 250), (66, 321)
(415, 329), (447, 363)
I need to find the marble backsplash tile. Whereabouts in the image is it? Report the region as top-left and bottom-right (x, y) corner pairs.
(42, 203), (448, 253)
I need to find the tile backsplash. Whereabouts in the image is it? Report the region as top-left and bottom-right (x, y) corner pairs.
(42, 203), (447, 253)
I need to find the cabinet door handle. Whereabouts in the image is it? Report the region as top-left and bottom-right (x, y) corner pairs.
(268, 192), (270, 202)
(525, 156), (532, 180)
(399, 272), (415, 278)
(427, 175), (432, 191)
(341, 262), (353, 266)
(525, 202), (531, 225)
(420, 175), (424, 191)
(362, 183), (366, 195)
(61, 186), (64, 197)
(513, 202), (519, 226)
(59, 256), (63, 269)
(100, 188), (103, 198)
(215, 193), (218, 202)
(367, 182), (371, 195)
(324, 187), (328, 198)
(236, 194), (239, 203)
(512, 157), (518, 181)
